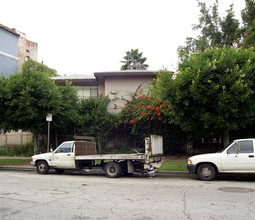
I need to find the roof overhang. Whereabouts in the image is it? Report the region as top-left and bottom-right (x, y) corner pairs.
(52, 74), (97, 85)
(94, 70), (159, 80)
(0, 23), (20, 36)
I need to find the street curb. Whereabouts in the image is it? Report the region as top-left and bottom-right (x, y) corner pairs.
(0, 165), (192, 177)
(0, 166), (35, 171)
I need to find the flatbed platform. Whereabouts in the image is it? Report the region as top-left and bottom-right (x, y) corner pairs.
(75, 154), (146, 160)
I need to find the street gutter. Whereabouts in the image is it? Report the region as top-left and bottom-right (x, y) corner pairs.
(0, 165), (193, 178)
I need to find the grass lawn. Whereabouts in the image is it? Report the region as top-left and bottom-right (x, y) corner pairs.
(0, 159), (31, 166)
(157, 160), (188, 172)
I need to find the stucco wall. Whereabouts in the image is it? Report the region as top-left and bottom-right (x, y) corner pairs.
(18, 37), (38, 72)
(0, 130), (33, 146)
(105, 75), (154, 113)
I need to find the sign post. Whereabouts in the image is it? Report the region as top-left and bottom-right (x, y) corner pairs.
(46, 113), (52, 152)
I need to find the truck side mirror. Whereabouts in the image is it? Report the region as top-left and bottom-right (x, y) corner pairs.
(50, 148), (53, 152)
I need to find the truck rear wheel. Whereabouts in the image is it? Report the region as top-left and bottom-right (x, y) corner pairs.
(36, 161), (49, 174)
(197, 164), (216, 181)
(105, 162), (122, 178)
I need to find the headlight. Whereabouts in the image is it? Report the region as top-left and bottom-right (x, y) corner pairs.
(188, 159), (192, 165)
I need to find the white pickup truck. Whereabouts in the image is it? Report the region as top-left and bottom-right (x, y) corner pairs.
(187, 139), (255, 180)
(31, 135), (163, 178)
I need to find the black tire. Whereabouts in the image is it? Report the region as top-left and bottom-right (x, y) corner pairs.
(105, 162), (122, 178)
(36, 161), (49, 174)
(197, 164), (216, 181)
(55, 169), (65, 174)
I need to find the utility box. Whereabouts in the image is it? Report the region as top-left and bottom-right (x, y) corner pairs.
(145, 135), (163, 164)
(150, 135), (163, 156)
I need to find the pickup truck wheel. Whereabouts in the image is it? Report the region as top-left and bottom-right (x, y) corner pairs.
(105, 162), (122, 178)
(197, 164), (216, 181)
(36, 161), (49, 174)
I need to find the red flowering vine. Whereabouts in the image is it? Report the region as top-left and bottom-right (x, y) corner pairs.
(114, 90), (170, 128)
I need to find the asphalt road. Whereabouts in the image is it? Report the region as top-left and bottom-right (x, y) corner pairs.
(0, 170), (255, 220)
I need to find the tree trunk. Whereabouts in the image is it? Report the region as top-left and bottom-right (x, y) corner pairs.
(223, 130), (230, 147)
(33, 132), (39, 154)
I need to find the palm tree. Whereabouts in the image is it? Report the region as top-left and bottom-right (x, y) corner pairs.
(120, 49), (149, 70)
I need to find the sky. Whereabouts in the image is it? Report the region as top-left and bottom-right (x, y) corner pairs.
(1, 0), (246, 76)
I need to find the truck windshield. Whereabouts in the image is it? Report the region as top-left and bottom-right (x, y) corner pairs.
(217, 141), (235, 153)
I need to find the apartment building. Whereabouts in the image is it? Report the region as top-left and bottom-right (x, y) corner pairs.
(0, 23), (37, 77)
(52, 70), (159, 113)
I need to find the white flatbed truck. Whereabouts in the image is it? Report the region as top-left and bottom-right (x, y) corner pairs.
(31, 135), (163, 178)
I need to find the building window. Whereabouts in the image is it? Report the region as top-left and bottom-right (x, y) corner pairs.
(73, 86), (98, 99)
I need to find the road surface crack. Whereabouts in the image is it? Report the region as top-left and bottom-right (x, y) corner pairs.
(183, 188), (192, 220)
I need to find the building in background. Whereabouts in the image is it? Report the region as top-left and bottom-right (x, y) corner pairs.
(94, 70), (157, 113)
(53, 70), (163, 113)
(0, 23), (37, 77)
(52, 74), (98, 99)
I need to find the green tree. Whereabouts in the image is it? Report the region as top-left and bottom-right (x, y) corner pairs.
(221, 4), (241, 46)
(0, 76), (8, 131)
(242, 0), (255, 47)
(121, 49), (149, 70)
(77, 96), (116, 152)
(21, 59), (57, 77)
(50, 82), (80, 139)
(155, 47), (255, 147)
(178, 1), (240, 54)
(0, 61), (80, 152)
(2, 67), (59, 133)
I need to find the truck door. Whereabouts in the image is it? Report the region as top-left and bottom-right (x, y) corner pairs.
(221, 140), (255, 172)
(52, 142), (76, 169)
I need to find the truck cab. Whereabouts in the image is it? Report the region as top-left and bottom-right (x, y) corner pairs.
(31, 141), (76, 174)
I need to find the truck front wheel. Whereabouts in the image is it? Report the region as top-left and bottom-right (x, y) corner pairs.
(36, 161), (49, 174)
(105, 162), (122, 178)
(197, 164), (216, 181)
